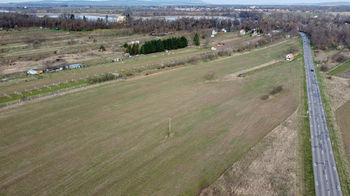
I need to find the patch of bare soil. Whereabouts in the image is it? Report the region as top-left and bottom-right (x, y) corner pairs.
(324, 75), (350, 110)
(221, 60), (281, 82)
(200, 111), (298, 196)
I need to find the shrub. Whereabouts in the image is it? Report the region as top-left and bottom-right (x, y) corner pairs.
(32, 40), (41, 49)
(218, 49), (232, 57)
(261, 95), (269, 100)
(87, 73), (121, 84)
(269, 85), (283, 95)
(320, 65), (328, 72)
(123, 43), (128, 48)
(99, 45), (106, 52)
(203, 72), (215, 80)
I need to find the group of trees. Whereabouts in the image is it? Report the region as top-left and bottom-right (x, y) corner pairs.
(140, 36), (188, 54)
(2, 10), (350, 50)
(124, 43), (140, 55)
(0, 13), (110, 31)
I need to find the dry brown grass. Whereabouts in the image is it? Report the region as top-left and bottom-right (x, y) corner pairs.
(0, 40), (302, 195)
(200, 112), (299, 196)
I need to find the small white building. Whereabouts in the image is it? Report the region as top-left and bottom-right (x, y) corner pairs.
(211, 34), (215, 38)
(221, 28), (227, 33)
(117, 16), (126, 23)
(211, 47), (217, 51)
(240, 29), (246, 35)
(128, 40), (140, 45)
(286, 53), (295, 61)
(212, 30), (217, 35)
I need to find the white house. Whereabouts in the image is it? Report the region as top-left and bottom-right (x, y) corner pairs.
(240, 29), (246, 35)
(212, 29), (217, 35)
(221, 28), (227, 33)
(117, 16), (126, 23)
(286, 53), (295, 61)
(211, 47), (217, 51)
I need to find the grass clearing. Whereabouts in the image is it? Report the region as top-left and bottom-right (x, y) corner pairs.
(328, 60), (350, 78)
(0, 39), (302, 195)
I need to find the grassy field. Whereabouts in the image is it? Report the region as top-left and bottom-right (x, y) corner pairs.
(0, 28), (268, 107)
(328, 60), (350, 78)
(0, 39), (301, 195)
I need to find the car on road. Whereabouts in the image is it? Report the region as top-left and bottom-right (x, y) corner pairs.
(310, 69), (314, 72)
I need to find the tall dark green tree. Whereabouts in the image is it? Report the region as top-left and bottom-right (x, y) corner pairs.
(193, 33), (200, 46)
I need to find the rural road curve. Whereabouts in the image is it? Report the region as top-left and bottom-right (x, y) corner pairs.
(300, 32), (342, 196)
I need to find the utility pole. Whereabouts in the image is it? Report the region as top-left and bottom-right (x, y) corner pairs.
(168, 117), (172, 133)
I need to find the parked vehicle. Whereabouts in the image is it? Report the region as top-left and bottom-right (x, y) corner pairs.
(65, 64), (87, 69)
(27, 68), (43, 75)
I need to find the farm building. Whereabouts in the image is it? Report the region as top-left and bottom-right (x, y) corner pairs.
(286, 53), (295, 61)
(211, 47), (217, 51)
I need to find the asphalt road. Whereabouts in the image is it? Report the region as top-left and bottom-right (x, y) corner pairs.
(300, 32), (342, 196)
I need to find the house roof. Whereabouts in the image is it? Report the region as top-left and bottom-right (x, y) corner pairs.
(287, 53), (294, 58)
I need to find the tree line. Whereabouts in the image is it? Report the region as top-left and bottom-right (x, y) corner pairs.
(2, 11), (350, 50)
(124, 36), (188, 55)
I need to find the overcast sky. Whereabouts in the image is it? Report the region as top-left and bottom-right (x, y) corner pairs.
(0, 0), (349, 4)
(203, 0), (350, 4)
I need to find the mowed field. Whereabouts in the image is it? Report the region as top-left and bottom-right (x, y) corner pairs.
(0, 39), (302, 195)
